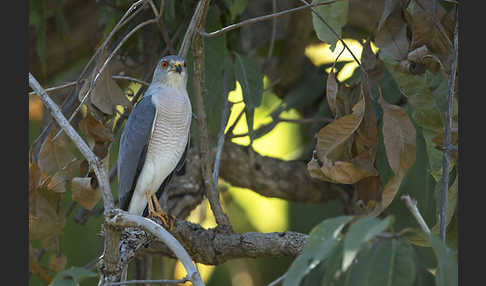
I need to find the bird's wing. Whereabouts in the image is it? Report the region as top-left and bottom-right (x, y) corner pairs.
(117, 94), (156, 211)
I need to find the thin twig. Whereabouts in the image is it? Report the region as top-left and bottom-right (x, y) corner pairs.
(200, 0), (336, 38)
(78, 0), (148, 81)
(212, 96), (232, 189)
(112, 75), (150, 87)
(400, 195), (431, 234)
(267, 272), (286, 286)
(225, 107), (245, 137)
(104, 278), (188, 286)
(191, 0), (232, 230)
(298, 0), (362, 69)
(107, 211), (204, 286)
(278, 116), (333, 124)
(28, 81), (80, 97)
(178, 0), (204, 58)
(439, 6), (458, 242)
(28, 75), (149, 97)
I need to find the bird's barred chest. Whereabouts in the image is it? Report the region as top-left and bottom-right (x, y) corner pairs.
(134, 89), (191, 196)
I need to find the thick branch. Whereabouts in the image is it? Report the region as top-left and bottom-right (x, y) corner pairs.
(219, 142), (340, 203)
(106, 210), (204, 286)
(142, 219), (308, 265)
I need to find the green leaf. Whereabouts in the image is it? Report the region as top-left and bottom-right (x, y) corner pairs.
(321, 240), (346, 286)
(342, 239), (416, 286)
(342, 216), (391, 271)
(428, 233), (458, 286)
(283, 216), (353, 286)
(342, 241), (375, 286)
(384, 61), (444, 132)
(234, 53), (263, 142)
(311, 0), (349, 50)
(366, 239), (416, 286)
(49, 266), (97, 286)
(204, 7), (230, 140)
(413, 246), (436, 286)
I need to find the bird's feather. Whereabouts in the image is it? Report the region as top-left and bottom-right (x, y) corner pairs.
(117, 94), (156, 211)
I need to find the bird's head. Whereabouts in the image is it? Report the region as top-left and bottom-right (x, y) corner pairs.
(152, 55), (188, 89)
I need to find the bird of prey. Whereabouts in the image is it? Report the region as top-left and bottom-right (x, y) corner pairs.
(117, 55), (191, 228)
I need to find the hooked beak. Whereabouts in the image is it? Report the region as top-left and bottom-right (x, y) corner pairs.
(175, 64), (182, 74)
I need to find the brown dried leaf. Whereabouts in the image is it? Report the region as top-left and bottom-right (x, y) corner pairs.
(71, 177), (102, 210)
(380, 96), (416, 175)
(49, 253), (68, 273)
(326, 69), (339, 117)
(307, 157), (328, 181)
(312, 95), (378, 184)
(380, 171), (404, 209)
(90, 64), (130, 115)
(320, 150), (378, 184)
(316, 95), (365, 163)
(408, 0), (452, 59)
(356, 175), (382, 203)
(375, 9), (410, 61)
(38, 129), (77, 176)
(80, 112), (115, 143)
(45, 172), (67, 193)
(378, 95), (417, 211)
(29, 188), (65, 242)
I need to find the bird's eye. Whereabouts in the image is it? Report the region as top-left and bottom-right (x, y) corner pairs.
(183, 62), (187, 68)
(161, 61), (169, 69)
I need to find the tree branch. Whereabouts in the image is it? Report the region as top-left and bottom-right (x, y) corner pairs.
(106, 210), (204, 286)
(142, 219), (308, 265)
(219, 142), (340, 203)
(29, 73), (121, 283)
(439, 6), (458, 242)
(401, 195), (431, 234)
(191, 0), (232, 230)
